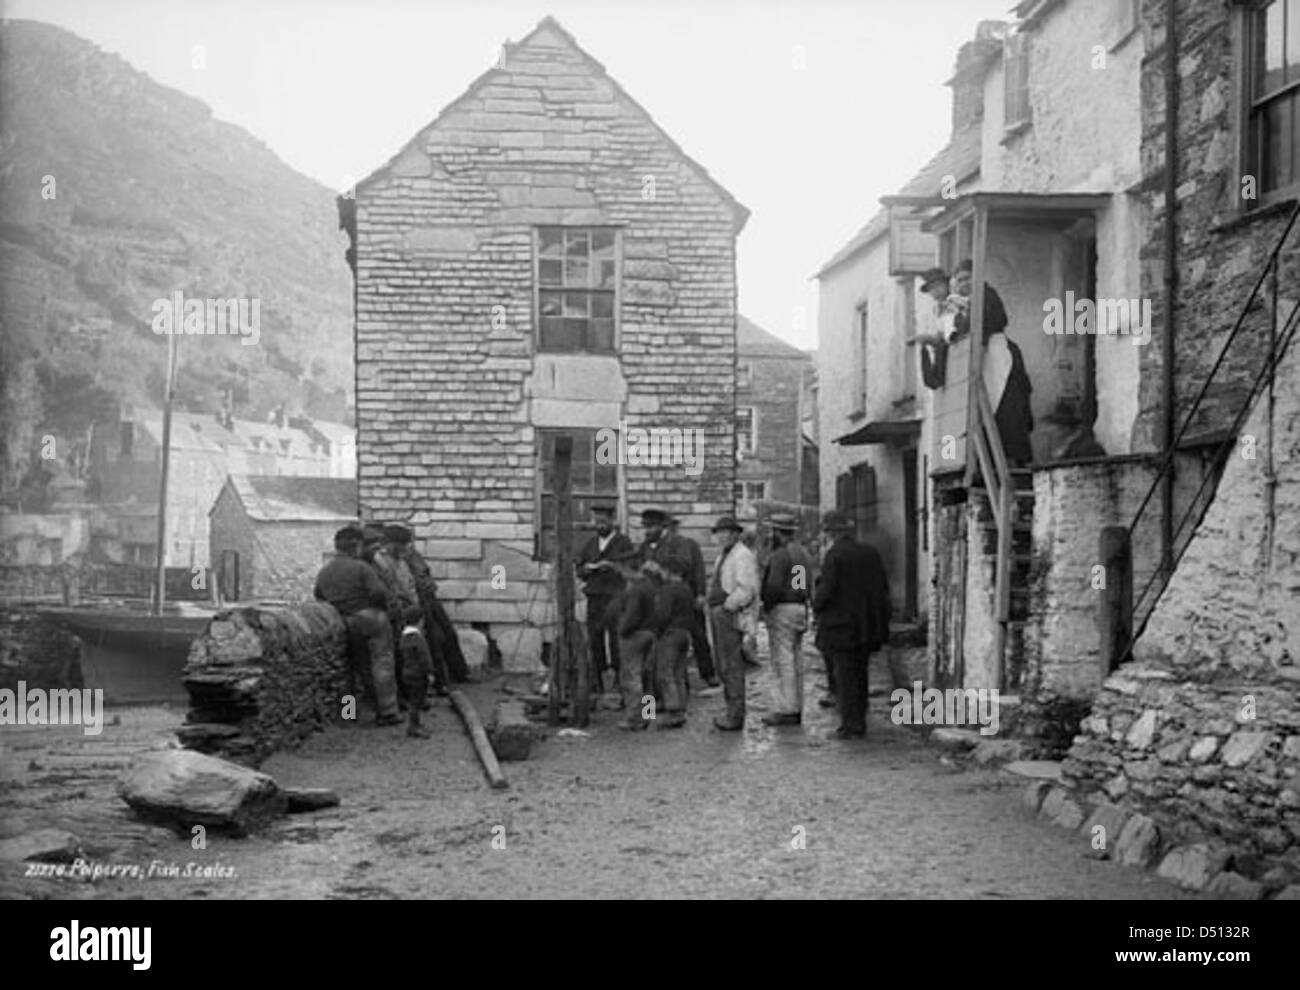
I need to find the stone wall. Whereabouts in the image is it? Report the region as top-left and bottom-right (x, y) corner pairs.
(352, 19), (741, 670)
(0, 606), (83, 692)
(1134, 0), (1300, 450)
(180, 604), (348, 766)
(1063, 339), (1300, 871)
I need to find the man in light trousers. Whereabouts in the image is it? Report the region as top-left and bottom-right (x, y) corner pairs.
(760, 514), (811, 726)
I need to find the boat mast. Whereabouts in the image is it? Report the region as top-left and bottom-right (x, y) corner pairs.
(154, 331), (178, 617)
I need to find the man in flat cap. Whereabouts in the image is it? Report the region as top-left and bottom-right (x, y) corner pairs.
(760, 513), (811, 726)
(812, 510), (891, 739)
(916, 267), (953, 390)
(706, 515), (760, 731)
(575, 504), (634, 694)
(373, 524), (437, 737)
(315, 524), (402, 727)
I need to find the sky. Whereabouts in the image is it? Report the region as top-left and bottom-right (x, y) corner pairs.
(5, 0), (1015, 351)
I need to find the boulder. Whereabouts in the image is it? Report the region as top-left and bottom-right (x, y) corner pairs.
(1082, 802), (1133, 860)
(1114, 813), (1161, 868)
(1206, 871), (1264, 900)
(119, 749), (286, 835)
(1156, 843), (1232, 891)
(1040, 787), (1085, 830)
(457, 628), (490, 679)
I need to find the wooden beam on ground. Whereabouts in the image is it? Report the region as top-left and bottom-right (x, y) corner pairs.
(449, 689), (508, 789)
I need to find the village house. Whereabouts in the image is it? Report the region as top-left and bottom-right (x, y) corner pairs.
(208, 475), (359, 603)
(820, 1), (1154, 720)
(1059, 0), (1300, 882)
(340, 16), (748, 668)
(734, 315), (819, 528)
(88, 403), (355, 568)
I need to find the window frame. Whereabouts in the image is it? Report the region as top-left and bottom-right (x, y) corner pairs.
(533, 427), (620, 561)
(735, 406), (758, 456)
(1002, 30), (1033, 140)
(533, 226), (622, 355)
(851, 301), (869, 419)
(1238, 0), (1300, 210)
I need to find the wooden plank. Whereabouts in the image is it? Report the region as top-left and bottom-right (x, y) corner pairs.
(552, 435), (589, 727)
(449, 689), (508, 789)
(963, 206), (988, 488)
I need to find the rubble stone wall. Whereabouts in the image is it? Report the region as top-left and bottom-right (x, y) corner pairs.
(1064, 339), (1300, 869)
(181, 604), (348, 766)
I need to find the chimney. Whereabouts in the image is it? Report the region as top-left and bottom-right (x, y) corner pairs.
(948, 21), (1007, 135)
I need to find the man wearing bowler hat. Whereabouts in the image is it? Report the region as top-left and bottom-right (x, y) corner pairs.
(706, 515), (760, 731)
(576, 504), (635, 693)
(812, 510), (890, 738)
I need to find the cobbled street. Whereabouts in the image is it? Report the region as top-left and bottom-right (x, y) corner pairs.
(1, 649), (1196, 900)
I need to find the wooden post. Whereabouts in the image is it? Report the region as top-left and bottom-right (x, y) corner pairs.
(552, 436), (590, 726)
(154, 332), (178, 616)
(449, 688), (508, 789)
(1099, 526), (1133, 674)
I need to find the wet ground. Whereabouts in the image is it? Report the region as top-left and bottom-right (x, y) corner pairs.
(0, 648), (1196, 899)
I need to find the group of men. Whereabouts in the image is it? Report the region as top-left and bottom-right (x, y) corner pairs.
(313, 523), (469, 738)
(577, 505), (892, 739)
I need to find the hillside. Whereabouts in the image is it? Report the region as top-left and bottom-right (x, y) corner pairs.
(0, 19), (354, 505)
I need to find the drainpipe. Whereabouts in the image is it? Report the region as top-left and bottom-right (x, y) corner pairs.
(1160, 0), (1178, 582)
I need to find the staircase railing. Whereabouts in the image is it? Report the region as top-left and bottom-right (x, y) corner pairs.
(1120, 200), (1300, 660)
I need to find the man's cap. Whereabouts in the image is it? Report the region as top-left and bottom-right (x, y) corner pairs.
(919, 267), (949, 293)
(590, 504), (617, 518)
(334, 525), (364, 543)
(711, 515), (743, 533)
(640, 508), (669, 526)
(821, 510), (854, 532)
(383, 523), (413, 544)
(768, 513), (799, 533)
(360, 522), (386, 542)
(955, 258), (973, 274)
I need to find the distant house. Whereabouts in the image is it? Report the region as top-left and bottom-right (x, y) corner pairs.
(208, 475), (359, 603)
(734, 316), (818, 523)
(341, 16), (748, 668)
(89, 404), (356, 568)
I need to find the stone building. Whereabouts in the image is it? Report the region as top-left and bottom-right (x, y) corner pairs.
(734, 315), (818, 522)
(340, 17), (748, 668)
(88, 404), (355, 568)
(208, 475), (358, 603)
(1061, 0), (1300, 880)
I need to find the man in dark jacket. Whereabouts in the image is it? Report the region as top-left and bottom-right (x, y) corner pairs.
(314, 525), (401, 727)
(616, 558), (658, 731)
(576, 504), (634, 693)
(811, 511), (890, 739)
(651, 556), (695, 729)
(665, 515), (718, 688)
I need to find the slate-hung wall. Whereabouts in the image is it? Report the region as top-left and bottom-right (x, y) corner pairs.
(350, 18), (747, 668)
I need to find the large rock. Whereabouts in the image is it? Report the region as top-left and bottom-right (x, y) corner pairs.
(1040, 787), (1085, 830)
(118, 749), (287, 835)
(1114, 813), (1161, 867)
(457, 628), (490, 679)
(1156, 843), (1231, 891)
(1082, 802), (1133, 859)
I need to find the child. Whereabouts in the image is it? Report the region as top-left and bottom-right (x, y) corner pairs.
(651, 556), (695, 728)
(616, 559), (659, 730)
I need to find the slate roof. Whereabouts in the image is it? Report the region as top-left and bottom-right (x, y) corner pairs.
(354, 15), (749, 231)
(221, 475), (358, 522)
(737, 315), (811, 359)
